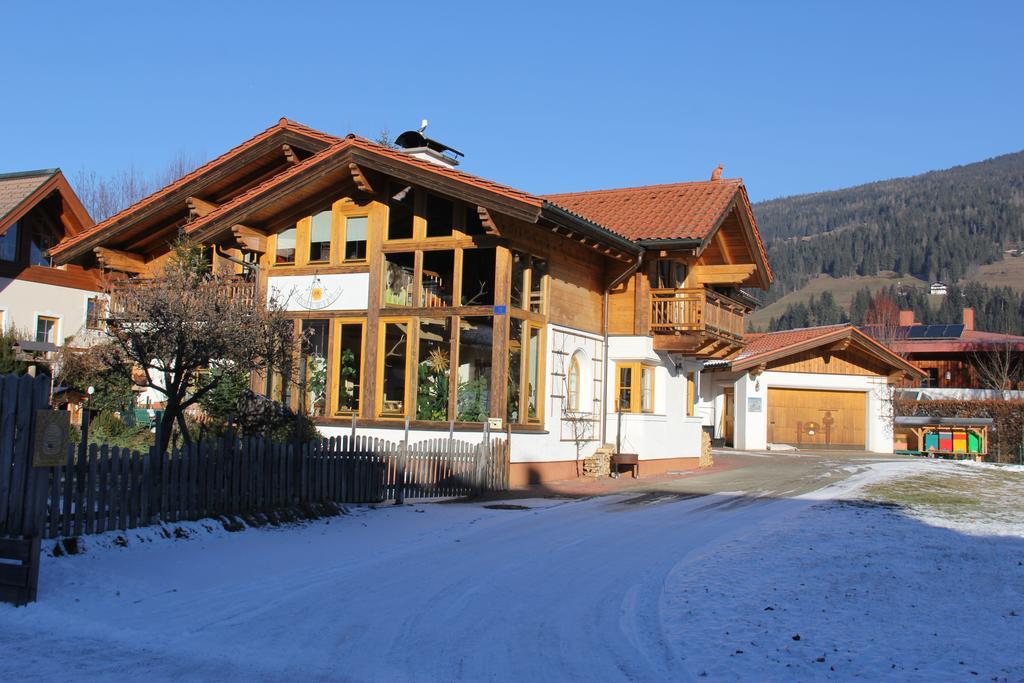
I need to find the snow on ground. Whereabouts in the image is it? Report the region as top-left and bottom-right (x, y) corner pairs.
(1, 459), (1022, 681)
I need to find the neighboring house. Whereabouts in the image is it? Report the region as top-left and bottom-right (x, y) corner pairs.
(930, 282), (948, 296)
(702, 325), (924, 451)
(0, 169), (102, 352)
(873, 308), (1024, 390)
(47, 118), (917, 482)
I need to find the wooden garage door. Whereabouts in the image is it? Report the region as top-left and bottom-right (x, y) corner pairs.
(767, 388), (866, 448)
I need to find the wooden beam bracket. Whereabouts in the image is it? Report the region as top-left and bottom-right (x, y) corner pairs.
(94, 247), (146, 274)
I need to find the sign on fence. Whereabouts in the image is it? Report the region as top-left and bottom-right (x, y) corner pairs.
(33, 410), (70, 467)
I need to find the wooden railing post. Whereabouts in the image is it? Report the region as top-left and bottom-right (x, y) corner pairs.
(395, 416), (409, 505)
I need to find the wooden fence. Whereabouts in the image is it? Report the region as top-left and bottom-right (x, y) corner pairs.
(41, 430), (510, 540)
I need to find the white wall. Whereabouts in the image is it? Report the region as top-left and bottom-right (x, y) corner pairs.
(0, 277), (99, 344)
(706, 369), (894, 453)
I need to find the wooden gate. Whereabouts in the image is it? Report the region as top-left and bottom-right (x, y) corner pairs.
(0, 374), (53, 605)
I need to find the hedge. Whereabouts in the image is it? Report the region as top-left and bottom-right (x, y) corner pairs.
(895, 398), (1024, 463)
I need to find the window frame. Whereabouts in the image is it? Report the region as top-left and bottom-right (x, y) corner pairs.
(508, 319), (545, 425)
(332, 318), (366, 416)
(273, 224), (299, 266)
(615, 361), (656, 414)
(85, 297), (107, 330)
(376, 318), (413, 418)
(306, 209), (334, 265)
(35, 315), (59, 345)
(567, 354), (581, 411)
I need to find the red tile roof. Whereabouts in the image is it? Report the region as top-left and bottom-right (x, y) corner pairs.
(733, 325), (849, 362)
(542, 179), (742, 242)
(49, 118), (340, 258)
(543, 179), (771, 281)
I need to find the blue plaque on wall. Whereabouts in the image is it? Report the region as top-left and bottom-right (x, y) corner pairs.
(493, 305), (507, 315)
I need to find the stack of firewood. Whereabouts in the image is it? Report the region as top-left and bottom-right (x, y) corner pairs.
(583, 444), (614, 478)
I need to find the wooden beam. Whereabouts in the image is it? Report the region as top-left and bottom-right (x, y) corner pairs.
(715, 229), (733, 265)
(688, 263), (757, 285)
(186, 196), (219, 220)
(348, 162), (375, 194)
(282, 144), (300, 164)
(477, 207), (500, 236)
(93, 247), (146, 274)
(231, 224), (267, 253)
(827, 338), (852, 353)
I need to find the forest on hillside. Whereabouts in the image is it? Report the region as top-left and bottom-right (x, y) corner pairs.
(752, 150), (1024, 309)
(766, 282), (1024, 336)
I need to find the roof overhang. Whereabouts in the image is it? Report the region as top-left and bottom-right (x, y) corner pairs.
(707, 326), (926, 379)
(1, 170), (93, 238)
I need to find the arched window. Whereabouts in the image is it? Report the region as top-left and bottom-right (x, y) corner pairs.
(567, 354), (581, 411)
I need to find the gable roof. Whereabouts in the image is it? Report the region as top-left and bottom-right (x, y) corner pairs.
(0, 168), (93, 237)
(48, 118), (339, 260)
(542, 179), (772, 283)
(707, 324), (925, 379)
(543, 179), (742, 241)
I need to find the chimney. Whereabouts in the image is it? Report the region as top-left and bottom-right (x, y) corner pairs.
(394, 121), (464, 169)
(963, 307), (975, 331)
(898, 310), (915, 326)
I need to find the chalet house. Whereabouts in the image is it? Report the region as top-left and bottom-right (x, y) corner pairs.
(881, 308), (1024, 390)
(0, 169), (101, 352)
(49, 119), (919, 482)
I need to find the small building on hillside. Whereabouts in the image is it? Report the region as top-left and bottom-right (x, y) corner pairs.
(930, 282), (948, 296)
(0, 169), (101, 355)
(701, 325), (924, 452)
(868, 308), (1024, 390)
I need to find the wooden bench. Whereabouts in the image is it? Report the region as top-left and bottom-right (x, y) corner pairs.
(611, 453), (639, 479)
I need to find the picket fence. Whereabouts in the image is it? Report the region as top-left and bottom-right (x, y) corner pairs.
(41, 431), (510, 540)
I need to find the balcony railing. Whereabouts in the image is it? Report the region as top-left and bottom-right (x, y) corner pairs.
(110, 277), (259, 317)
(650, 288), (746, 341)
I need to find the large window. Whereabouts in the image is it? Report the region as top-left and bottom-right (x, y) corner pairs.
(0, 223), (17, 262)
(421, 250), (455, 307)
(457, 317), (492, 421)
(426, 194), (454, 238)
(36, 316), (58, 345)
(344, 216), (368, 261)
(616, 362), (655, 413)
(416, 318), (452, 421)
(379, 321), (410, 416)
(510, 251), (547, 313)
(334, 321), (364, 414)
(276, 226), (297, 264)
(387, 184), (415, 240)
(461, 248), (495, 306)
(507, 319), (544, 424)
(308, 210), (332, 263)
(299, 320), (329, 417)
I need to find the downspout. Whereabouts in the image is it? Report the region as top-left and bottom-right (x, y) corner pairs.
(601, 248), (645, 445)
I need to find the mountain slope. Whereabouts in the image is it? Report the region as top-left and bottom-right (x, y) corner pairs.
(753, 150), (1024, 309)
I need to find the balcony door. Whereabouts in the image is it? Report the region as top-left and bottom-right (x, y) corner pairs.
(654, 260), (687, 289)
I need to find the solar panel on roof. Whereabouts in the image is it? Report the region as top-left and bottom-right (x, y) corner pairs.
(907, 326), (928, 339)
(944, 324), (964, 338)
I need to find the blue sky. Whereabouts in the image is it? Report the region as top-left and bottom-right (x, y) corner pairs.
(2, 1), (1021, 202)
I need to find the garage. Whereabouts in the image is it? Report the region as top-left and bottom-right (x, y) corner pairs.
(767, 387), (866, 448)
(702, 325), (927, 453)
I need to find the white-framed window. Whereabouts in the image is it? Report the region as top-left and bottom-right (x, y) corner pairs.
(35, 315), (59, 344)
(0, 309), (7, 332)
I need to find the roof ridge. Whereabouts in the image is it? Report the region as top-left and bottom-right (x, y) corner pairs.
(0, 168), (58, 181)
(51, 119), (337, 257)
(542, 178), (743, 198)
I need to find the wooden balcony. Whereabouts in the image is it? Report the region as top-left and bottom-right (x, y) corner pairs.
(110, 277), (259, 318)
(650, 288), (748, 355)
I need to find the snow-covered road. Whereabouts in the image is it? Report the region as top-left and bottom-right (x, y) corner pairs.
(1, 458), (1022, 681)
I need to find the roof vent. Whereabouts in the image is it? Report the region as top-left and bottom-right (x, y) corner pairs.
(394, 119), (463, 168)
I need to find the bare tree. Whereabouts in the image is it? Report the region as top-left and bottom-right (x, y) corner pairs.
(72, 152), (202, 222)
(94, 239), (295, 455)
(862, 292), (909, 351)
(971, 342), (1024, 392)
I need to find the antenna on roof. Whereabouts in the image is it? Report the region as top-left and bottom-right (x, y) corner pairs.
(419, 119), (428, 134)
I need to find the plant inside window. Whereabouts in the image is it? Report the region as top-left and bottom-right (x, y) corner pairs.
(336, 323), (362, 413)
(457, 317), (492, 421)
(416, 318), (451, 421)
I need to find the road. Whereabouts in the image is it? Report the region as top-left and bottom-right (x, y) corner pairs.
(0, 450), (907, 682)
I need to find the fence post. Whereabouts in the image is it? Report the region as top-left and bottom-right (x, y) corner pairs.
(396, 416), (409, 505)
